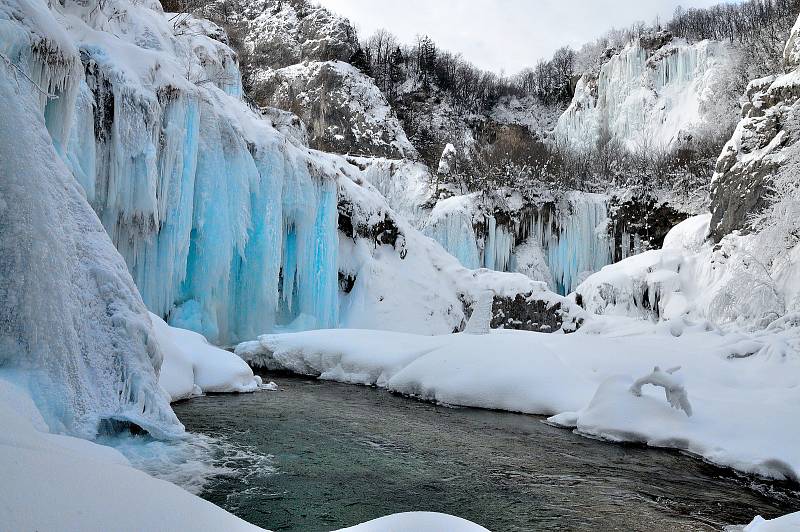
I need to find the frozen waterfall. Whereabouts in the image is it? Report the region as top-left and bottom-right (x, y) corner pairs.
(53, 9), (340, 345)
(555, 38), (733, 152)
(424, 193), (614, 295)
(0, 0), (182, 440)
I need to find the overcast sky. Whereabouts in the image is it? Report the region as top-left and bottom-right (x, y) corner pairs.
(316, 0), (735, 74)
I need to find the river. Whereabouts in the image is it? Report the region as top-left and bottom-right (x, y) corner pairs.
(172, 376), (800, 531)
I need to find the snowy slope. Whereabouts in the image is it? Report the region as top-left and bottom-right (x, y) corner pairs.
(555, 35), (737, 152)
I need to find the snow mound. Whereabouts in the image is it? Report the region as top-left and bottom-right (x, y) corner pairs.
(744, 512), (800, 531)
(151, 314), (260, 402)
(338, 512), (489, 531)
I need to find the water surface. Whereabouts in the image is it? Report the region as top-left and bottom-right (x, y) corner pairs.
(174, 376), (799, 531)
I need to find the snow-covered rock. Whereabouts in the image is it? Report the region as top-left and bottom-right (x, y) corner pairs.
(710, 14), (800, 240)
(151, 314), (261, 402)
(334, 167), (583, 335)
(574, 213), (800, 326)
(251, 60), (416, 158)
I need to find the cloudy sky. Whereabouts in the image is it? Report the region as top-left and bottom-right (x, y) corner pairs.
(316, 0), (735, 74)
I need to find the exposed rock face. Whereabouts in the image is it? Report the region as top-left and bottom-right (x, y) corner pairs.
(490, 293), (583, 333)
(710, 16), (800, 241)
(201, 0), (415, 158)
(608, 197), (689, 261)
(251, 61), (416, 158)
(216, 0), (359, 69)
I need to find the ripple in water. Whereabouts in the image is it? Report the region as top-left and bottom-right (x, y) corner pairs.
(98, 430), (276, 495)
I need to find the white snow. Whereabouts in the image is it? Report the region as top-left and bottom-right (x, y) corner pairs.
(744, 512), (800, 531)
(338, 512), (489, 531)
(575, 213), (799, 326)
(151, 314), (261, 402)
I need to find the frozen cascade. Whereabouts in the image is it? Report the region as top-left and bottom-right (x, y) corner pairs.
(527, 194), (613, 295)
(555, 38), (733, 151)
(422, 196), (482, 270)
(424, 193), (614, 295)
(43, 4), (341, 345)
(0, 0), (182, 440)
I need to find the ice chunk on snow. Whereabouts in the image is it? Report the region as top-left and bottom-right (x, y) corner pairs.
(630, 366), (693, 417)
(464, 291), (494, 335)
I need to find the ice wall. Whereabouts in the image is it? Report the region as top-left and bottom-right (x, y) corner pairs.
(0, 0), (182, 440)
(524, 194), (613, 295)
(555, 38), (733, 151)
(46, 2), (340, 345)
(423, 193), (613, 295)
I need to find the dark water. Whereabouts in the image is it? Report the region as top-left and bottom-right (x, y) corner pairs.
(173, 376), (800, 532)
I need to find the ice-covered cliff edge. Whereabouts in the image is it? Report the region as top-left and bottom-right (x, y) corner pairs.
(710, 15), (800, 241)
(0, 0), (181, 440)
(32, 0), (342, 345)
(555, 34), (737, 152)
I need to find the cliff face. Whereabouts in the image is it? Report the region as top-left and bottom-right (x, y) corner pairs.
(250, 60), (416, 158)
(555, 33), (738, 153)
(710, 17), (800, 241)
(212, 0), (415, 158)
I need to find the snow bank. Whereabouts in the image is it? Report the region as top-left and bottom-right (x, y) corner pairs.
(744, 512), (800, 531)
(238, 318), (800, 482)
(151, 314), (261, 402)
(575, 214), (800, 326)
(339, 512), (489, 531)
(0, 379), (261, 532)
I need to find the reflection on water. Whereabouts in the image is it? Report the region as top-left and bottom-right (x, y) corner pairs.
(171, 377), (799, 531)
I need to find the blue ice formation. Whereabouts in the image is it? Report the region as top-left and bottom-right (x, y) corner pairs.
(425, 193), (613, 295)
(0, 0), (182, 440)
(58, 23), (339, 346)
